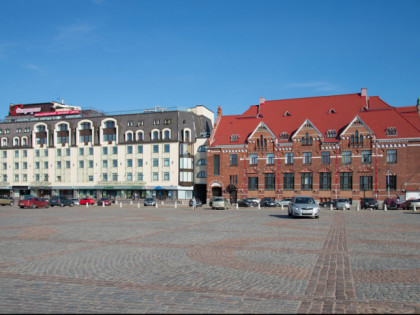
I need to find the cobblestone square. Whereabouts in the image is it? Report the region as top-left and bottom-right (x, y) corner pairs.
(0, 205), (419, 313)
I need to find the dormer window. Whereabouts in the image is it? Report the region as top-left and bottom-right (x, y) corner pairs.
(283, 111), (291, 117)
(386, 127), (397, 136)
(280, 132), (289, 140)
(230, 134), (239, 142)
(328, 108), (336, 114)
(326, 129), (337, 138)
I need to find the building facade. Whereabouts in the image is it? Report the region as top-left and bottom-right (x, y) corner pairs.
(0, 102), (213, 201)
(206, 89), (420, 205)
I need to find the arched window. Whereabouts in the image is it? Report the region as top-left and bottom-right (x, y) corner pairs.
(197, 159), (207, 165)
(197, 171), (207, 178)
(137, 131), (144, 141)
(13, 138), (19, 146)
(22, 137), (27, 146)
(360, 135), (363, 146)
(198, 145), (207, 152)
(1, 138), (7, 146)
(350, 135), (354, 144)
(355, 130), (359, 143)
(126, 132), (133, 142)
(153, 130), (159, 140)
(164, 130), (170, 140)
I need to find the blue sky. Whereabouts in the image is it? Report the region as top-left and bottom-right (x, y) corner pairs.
(1, 0), (419, 117)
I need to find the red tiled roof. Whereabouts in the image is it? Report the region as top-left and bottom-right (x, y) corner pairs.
(209, 92), (420, 147)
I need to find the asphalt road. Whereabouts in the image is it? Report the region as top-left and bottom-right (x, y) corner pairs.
(0, 204), (419, 313)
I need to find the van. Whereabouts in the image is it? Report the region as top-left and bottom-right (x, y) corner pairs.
(211, 197), (230, 210)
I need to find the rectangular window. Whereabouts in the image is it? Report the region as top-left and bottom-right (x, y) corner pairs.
(303, 152), (312, 165)
(164, 144), (170, 153)
(230, 175), (237, 185)
(112, 173), (118, 181)
(386, 175), (397, 190)
(137, 159), (143, 167)
(113, 146), (118, 155)
(285, 152), (293, 165)
(89, 160), (93, 168)
(57, 161), (61, 169)
(44, 149), (48, 157)
(2, 162), (6, 170)
(230, 154), (238, 166)
(342, 151), (351, 165)
(103, 173), (108, 181)
(14, 162), (19, 170)
(250, 153), (258, 165)
(23, 174), (27, 181)
(360, 176), (373, 190)
(283, 173), (294, 190)
(89, 147), (93, 155)
(362, 150), (372, 164)
(35, 150), (40, 157)
(127, 146), (133, 154)
(15, 150), (19, 158)
(23, 162), (27, 169)
(35, 174), (39, 181)
(340, 172), (353, 190)
(248, 177), (258, 190)
(266, 153), (274, 165)
(89, 176), (93, 182)
(137, 145), (143, 154)
(44, 174), (48, 181)
(15, 174), (19, 182)
(164, 172), (170, 180)
(44, 161), (48, 169)
(137, 172), (143, 181)
(23, 150), (27, 157)
(301, 173), (313, 190)
(66, 148), (70, 156)
(319, 172), (331, 190)
(153, 145), (159, 153)
(153, 172), (159, 181)
(386, 149), (397, 163)
(79, 148), (84, 155)
(103, 160), (108, 168)
(66, 161), (70, 168)
(103, 147), (108, 155)
(79, 161), (84, 168)
(321, 152), (330, 164)
(214, 155), (220, 176)
(112, 160), (118, 167)
(164, 158), (170, 166)
(127, 159), (133, 167)
(153, 158), (159, 167)
(127, 173), (133, 181)
(264, 173), (275, 190)
(57, 149), (61, 156)
(35, 162), (40, 169)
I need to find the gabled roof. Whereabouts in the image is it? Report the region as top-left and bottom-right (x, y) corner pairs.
(209, 92), (420, 147)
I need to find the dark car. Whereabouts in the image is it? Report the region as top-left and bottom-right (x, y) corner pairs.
(97, 197), (112, 206)
(237, 199), (258, 207)
(360, 198), (378, 209)
(50, 195), (74, 207)
(189, 198), (202, 207)
(260, 197), (277, 207)
(18, 196), (50, 209)
(144, 198), (156, 206)
(320, 200), (333, 208)
(382, 198), (403, 210)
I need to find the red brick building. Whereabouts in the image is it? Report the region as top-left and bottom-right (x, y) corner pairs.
(206, 88), (420, 205)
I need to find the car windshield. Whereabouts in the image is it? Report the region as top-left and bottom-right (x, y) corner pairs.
(23, 196), (34, 200)
(295, 197), (315, 204)
(338, 199), (349, 202)
(365, 198), (375, 202)
(213, 197), (224, 201)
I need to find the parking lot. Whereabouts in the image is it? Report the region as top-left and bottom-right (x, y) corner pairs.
(0, 204), (419, 313)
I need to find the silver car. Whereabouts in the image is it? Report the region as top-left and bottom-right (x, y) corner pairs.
(334, 198), (350, 210)
(288, 196), (319, 218)
(211, 197), (230, 210)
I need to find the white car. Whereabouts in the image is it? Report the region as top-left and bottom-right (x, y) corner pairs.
(211, 197), (230, 210)
(276, 198), (292, 207)
(247, 198), (260, 205)
(71, 198), (80, 206)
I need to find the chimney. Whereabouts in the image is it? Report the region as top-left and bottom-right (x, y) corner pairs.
(257, 97), (265, 117)
(361, 88), (367, 97)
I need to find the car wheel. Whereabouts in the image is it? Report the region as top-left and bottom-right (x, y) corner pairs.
(20, 206), (24, 209)
(10, 201), (14, 206)
(46, 203), (50, 208)
(61, 203), (64, 207)
(31, 204), (36, 209)
(70, 203), (74, 207)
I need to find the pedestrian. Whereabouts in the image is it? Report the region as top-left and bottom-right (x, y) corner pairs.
(192, 196), (196, 210)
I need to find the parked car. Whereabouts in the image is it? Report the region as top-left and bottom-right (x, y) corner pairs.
(50, 195), (74, 207)
(97, 197), (112, 206)
(211, 197), (230, 210)
(247, 197), (260, 205)
(0, 196), (14, 206)
(237, 199), (258, 207)
(276, 198), (292, 207)
(18, 196), (50, 209)
(333, 198), (350, 210)
(79, 197), (96, 206)
(382, 198), (403, 210)
(403, 199), (420, 210)
(71, 198), (80, 206)
(260, 197), (277, 207)
(288, 196), (319, 218)
(144, 198), (156, 206)
(360, 198), (378, 209)
(189, 198), (203, 207)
